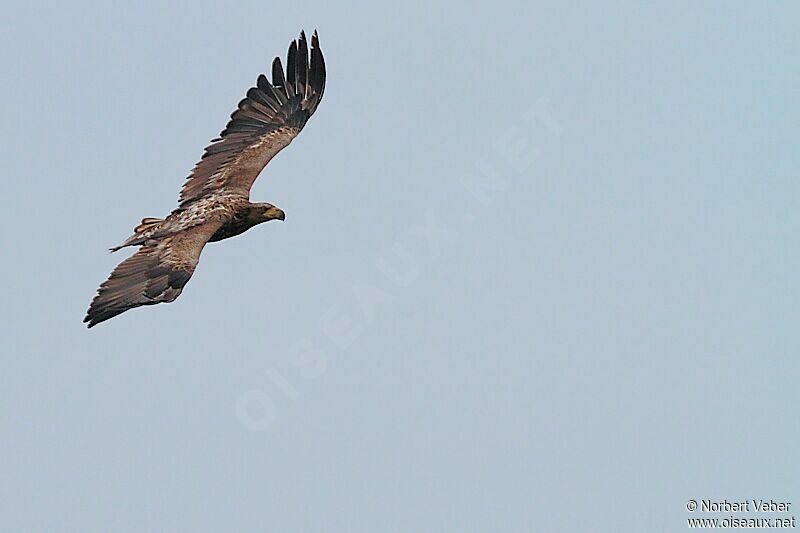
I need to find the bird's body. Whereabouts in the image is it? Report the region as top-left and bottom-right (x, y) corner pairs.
(84, 31), (325, 328)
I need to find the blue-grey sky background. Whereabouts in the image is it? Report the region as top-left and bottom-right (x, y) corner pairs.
(1, 1), (798, 531)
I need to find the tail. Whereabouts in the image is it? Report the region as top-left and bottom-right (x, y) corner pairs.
(110, 217), (164, 252)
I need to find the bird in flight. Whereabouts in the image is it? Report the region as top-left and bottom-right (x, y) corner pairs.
(84, 31), (326, 328)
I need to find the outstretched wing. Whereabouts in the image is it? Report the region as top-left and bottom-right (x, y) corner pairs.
(84, 221), (223, 328)
(179, 30), (326, 206)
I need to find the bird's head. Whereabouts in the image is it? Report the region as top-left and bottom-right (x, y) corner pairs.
(254, 203), (286, 222)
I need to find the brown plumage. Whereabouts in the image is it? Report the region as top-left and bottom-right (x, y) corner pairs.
(84, 31), (325, 328)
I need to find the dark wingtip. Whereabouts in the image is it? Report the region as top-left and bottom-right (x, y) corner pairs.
(309, 30), (325, 106)
(84, 303), (102, 327)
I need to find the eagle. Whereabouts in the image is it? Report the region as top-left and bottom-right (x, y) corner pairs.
(84, 31), (326, 328)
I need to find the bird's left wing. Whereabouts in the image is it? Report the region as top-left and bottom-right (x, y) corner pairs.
(179, 30), (326, 206)
(84, 221), (223, 328)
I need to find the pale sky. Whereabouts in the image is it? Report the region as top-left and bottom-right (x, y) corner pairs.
(1, 1), (798, 532)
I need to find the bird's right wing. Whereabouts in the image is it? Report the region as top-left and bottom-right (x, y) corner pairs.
(84, 221), (223, 328)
